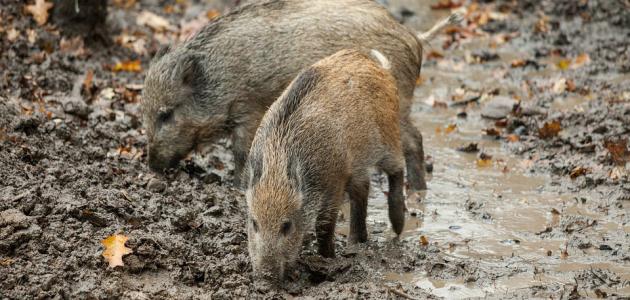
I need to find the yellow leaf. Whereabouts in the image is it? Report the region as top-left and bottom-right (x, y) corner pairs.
(556, 59), (571, 71)
(101, 234), (133, 268)
(444, 123), (457, 134)
(476, 159), (492, 168)
(112, 60), (142, 73)
(25, 0), (54, 26)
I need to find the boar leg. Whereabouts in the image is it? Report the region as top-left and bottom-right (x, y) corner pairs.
(347, 174), (370, 244)
(401, 118), (428, 191)
(316, 193), (341, 258)
(386, 170), (406, 235)
(380, 154), (406, 236)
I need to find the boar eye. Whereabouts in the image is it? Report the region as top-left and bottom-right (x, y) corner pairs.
(157, 109), (174, 124)
(251, 218), (259, 232)
(280, 221), (292, 236)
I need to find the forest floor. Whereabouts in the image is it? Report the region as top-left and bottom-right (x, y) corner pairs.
(1, 0), (628, 299)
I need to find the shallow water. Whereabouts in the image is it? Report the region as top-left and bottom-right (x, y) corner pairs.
(336, 1), (630, 298)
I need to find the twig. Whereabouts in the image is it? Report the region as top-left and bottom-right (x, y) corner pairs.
(385, 286), (419, 300)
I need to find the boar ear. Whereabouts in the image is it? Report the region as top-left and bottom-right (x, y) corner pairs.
(179, 53), (206, 87)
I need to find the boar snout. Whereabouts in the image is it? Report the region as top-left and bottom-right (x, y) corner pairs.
(252, 254), (288, 283)
(147, 143), (187, 173)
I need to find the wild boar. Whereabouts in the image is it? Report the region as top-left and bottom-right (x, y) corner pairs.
(245, 49), (405, 281)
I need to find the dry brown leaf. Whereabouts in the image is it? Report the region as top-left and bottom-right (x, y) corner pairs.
(510, 59), (526, 68)
(483, 127), (501, 137)
(112, 60), (142, 73)
(112, 0), (136, 9)
(572, 53), (590, 69)
(206, 9), (220, 20)
(565, 79), (576, 92)
(506, 134), (519, 142)
(534, 16), (549, 33)
(538, 121), (562, 139)
(609, 166), (627, 181)
(60, 37), (87, 57)
(137, 11), (172, 32)
(7, 28), (20, 42)
(603, 138), (629, 165)
(569, 166), (589, 179)
(25, 0), (54, 26)
(431, 0), (462, 9)
(420, 235), (429, 246)
(101, 234), (133, 268)
(426, 51), (444, 60)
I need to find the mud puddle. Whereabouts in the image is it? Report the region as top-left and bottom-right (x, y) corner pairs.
(337, 4), (629, 297)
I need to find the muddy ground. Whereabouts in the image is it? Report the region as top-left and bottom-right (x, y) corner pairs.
(1, 0), (628, 299)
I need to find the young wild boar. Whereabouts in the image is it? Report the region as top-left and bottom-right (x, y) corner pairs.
(245, 49), (405, 281)
(142, 0), (460, 188)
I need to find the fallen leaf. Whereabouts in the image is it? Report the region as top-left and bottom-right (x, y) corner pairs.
(483, 127), (501, 137)
(476, 152), (493, 167)
(25, 0), (54, 26)
(511, 59), (526, 68)
(457, 143), (479, 153)
(553, 78), (567, 94)
(206, 9), (220, 20)
(7, 28), (20, 42)
(556, 59), (571, 71)
(495, 119), (508, 127)
(538, 121), (561, 139)
(609, 166), (627, 181)
(420, 235), (429, 246)
(101, 234), (133, 268)
(430, 0), (462, 9)
(570, 166), (589, 179)
(27, 29), (37, 44)
(137, 11), (172, 32)
(506, 134), (520, 142)
(534, 16), (549, 33)
(603, 138), (629, 165)
(572, 53), (590, 69)
(565, 79), (576, 92)
(112, 0), (136, 9)
(444, 123), (457, 134)
(59, 37), (87, 57)
(0, 257), (13, 266)
(426, 51), (444, 60)
(112, 60), (142, 73)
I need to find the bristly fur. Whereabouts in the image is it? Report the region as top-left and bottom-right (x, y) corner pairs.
(142, 0), (457, 187)
(245, 49), (407, 281)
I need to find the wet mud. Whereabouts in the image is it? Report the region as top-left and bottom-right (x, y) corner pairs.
(1, 0), (629, 299)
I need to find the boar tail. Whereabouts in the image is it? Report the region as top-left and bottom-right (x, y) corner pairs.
(370, 49), (391, 70)
(417, 12), (463, 44)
